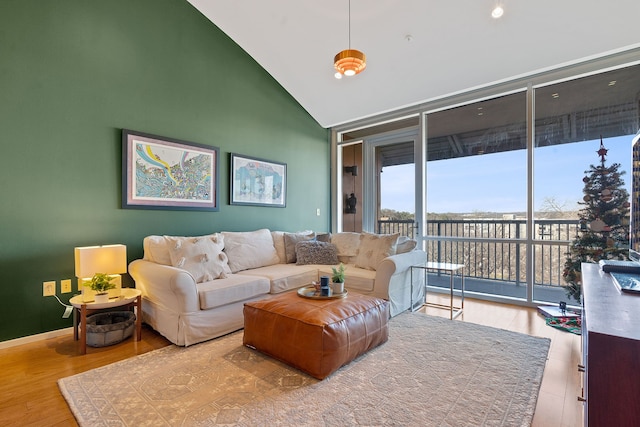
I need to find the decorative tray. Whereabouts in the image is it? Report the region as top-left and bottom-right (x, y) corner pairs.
(297, 285), (348, 300)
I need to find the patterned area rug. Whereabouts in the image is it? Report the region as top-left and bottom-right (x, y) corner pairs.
(59, 313), (550, 426)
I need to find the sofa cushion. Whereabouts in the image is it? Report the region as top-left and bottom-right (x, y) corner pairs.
(295, 241), (339, 265)
(330, 232), (361, 264)
(271, 231), (287, 264)
(396, 236), (418, 254)
(222, 229), (280, 273)
(283, 231), (315, 263)
(165, 235), (231, 283)
(197, 274), (270, 310)
(354, 232), (400, 271)
(238, 264), (319, 294)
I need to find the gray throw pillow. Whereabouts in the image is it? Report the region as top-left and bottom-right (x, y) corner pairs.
(295, 241), (339, 265)
(284, 232), (315, 263)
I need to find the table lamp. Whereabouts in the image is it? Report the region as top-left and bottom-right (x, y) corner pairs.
(74, 244), (127, 302)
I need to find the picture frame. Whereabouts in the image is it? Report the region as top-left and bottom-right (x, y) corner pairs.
(122, 129), (219, 211)
(230, 153), (286, 207)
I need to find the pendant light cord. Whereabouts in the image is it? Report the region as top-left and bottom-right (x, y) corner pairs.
(348, 0), (351, 49)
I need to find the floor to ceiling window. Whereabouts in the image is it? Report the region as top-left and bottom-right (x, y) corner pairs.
(424, 91), (529, 302)
(532, 66), (638, 303)
(333, 60), (640, 306)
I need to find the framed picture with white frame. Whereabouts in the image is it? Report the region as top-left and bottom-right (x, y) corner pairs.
(230, 153), (286, 207)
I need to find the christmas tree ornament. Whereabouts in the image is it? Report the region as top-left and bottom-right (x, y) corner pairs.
(589, 218), (606, 232)
(601, 188), (612, 202)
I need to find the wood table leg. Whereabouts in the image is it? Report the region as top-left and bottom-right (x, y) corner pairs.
(80, 304), (87, 355)
(73, 307), (78, 341)
(135, 295), (142, 341)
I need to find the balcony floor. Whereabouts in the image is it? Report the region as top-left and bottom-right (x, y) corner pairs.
(426, 273), (573, 305)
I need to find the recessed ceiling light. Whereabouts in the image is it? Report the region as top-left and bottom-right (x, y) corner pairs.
(492, 6), (504, 19)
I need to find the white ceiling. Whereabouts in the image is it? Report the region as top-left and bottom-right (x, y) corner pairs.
(187, 0), (640, 128)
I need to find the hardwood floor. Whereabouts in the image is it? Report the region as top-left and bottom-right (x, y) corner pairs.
(0, 298), (582, 426)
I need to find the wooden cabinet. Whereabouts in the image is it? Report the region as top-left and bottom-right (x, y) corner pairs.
(581, 263), (640, 427)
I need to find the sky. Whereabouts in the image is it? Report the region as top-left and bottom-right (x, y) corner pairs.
(381, 134), (633, 214)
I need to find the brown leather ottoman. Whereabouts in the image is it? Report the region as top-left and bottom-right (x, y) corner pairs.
(243, 291), (389, 379)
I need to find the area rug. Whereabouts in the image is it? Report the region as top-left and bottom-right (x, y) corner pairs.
(59, 313), (550, 426)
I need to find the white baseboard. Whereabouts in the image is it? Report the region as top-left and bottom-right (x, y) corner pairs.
(0, 327), (74, 350)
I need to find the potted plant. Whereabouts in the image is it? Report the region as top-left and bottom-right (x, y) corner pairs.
(84, 273), (116, 303)
(331, 263), (346, 294)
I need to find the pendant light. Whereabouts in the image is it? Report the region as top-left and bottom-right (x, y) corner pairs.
(334, 0), (366, 79)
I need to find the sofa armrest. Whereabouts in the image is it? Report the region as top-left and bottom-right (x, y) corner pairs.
(129, 259), (199, 313)
(374, 249), (427, 316)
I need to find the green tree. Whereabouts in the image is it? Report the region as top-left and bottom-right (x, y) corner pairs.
(563, 139), (630, 303)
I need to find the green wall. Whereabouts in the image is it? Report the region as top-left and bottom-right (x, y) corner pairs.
(0, 0), (329, 342)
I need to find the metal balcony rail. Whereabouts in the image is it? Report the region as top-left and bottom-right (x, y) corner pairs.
(378, 218), (578, 287)
(377, 219), (417, 238)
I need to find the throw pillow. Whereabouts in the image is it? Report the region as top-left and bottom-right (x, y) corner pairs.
(271, 231), (287, 264)
(354, 232), (400, 271)
(330, 232), (361, 257)
(396, 236), (418, 254)
(315, 232), (331, 243)
(145, 233), (220, 266)
(166, 235), (231, 283)
(143, 235), (173, 265)
(283, 231), (315, 263)
(295, 241), (339, 265)
(222, 229), (280, 273)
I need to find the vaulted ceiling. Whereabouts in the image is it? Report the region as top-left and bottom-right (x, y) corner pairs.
(187, 1), (640, 128)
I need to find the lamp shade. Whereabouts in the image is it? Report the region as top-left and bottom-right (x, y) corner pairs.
(334, 49), (366, 77)
(74, 244), (127, 278)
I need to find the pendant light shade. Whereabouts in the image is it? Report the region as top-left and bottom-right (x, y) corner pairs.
(334, 0), (366, 78)
(334, 49), (366, 77)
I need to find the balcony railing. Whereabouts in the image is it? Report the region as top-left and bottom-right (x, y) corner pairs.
(378, 218), (578, 288)
(377, 219), (417, 238)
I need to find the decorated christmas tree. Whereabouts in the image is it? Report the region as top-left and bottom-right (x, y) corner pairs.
(563, 138), (630, 303)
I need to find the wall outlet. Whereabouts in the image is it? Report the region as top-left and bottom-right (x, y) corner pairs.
(316, 208), (321, 216)
(61, 279), (72, 293)
(43, 281), (56, 296)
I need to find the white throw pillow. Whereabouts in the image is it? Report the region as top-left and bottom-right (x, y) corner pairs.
(330, 232), (362, 257)
(166, 235), (231, 283)
(144, 233), (222, 266)
(354, 232), (400, 271)
(222, 229), (280, 273)
(143, 235), (172, 265)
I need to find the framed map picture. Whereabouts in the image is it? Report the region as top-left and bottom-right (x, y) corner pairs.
(122, 129), (219, 211)
(230, 153), (286, 207)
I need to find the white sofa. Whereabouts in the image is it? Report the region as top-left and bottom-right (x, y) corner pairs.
(129, 228), (426, 346)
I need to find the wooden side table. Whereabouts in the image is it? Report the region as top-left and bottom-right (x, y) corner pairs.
(69, 288), (142, 355)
